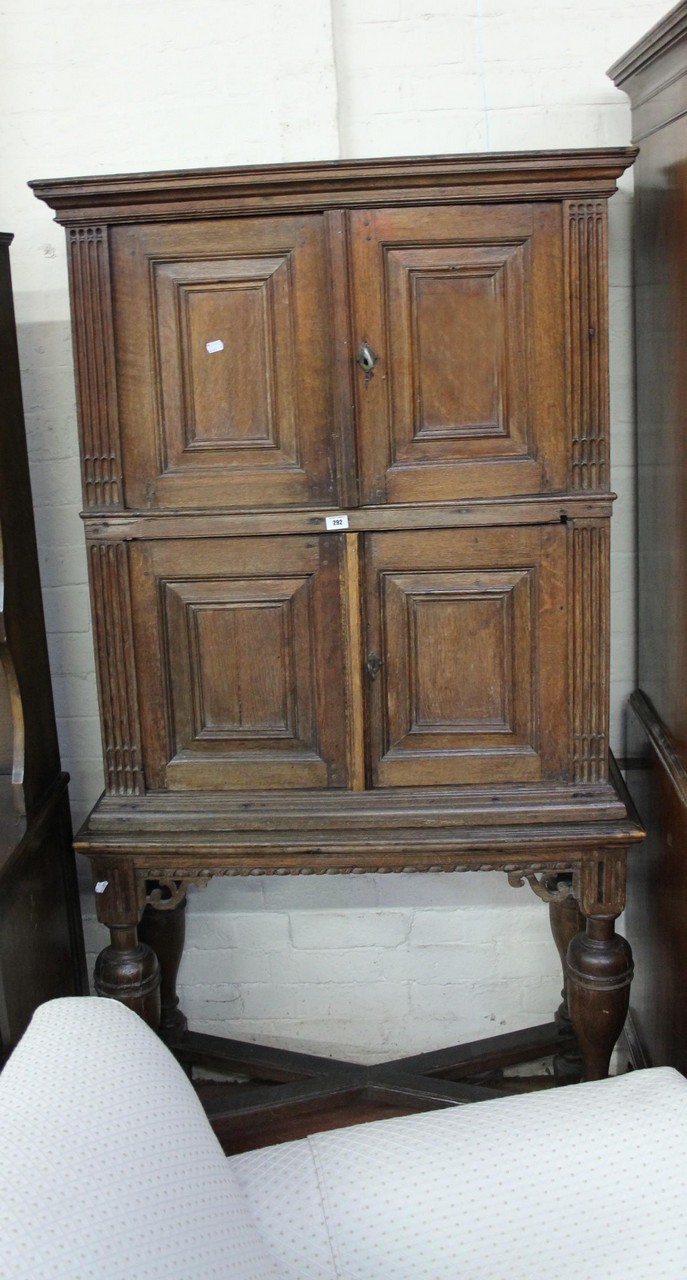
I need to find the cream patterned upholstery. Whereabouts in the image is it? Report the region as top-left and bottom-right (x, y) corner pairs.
(0, 998), (278, 1280)
(234, 1067), (687, 1280)
(1, 997), (686, 1280)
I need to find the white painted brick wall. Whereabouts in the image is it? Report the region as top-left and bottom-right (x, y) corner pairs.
(1, 0), (669, 1060)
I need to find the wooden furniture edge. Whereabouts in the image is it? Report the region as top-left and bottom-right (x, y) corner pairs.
(629, 688), (687, 810)
(29, 148), (638, 224)
(609, 1), (687, 87)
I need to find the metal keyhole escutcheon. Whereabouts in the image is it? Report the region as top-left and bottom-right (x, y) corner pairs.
(356, 341), (378, 382)
(366, 651), (383, 680)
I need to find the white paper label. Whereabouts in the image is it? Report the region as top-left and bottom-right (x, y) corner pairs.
(325, 514), (349, 531)
(206, 339), (224, 354)
(95, 880), (109, 894)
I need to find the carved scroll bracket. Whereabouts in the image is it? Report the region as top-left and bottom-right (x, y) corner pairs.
(507, 869), (575, 904)
(145, 877), (211, 911)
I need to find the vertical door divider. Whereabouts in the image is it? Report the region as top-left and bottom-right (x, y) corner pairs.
(341, 531), (366, 791)
(325, 209), (360, 509)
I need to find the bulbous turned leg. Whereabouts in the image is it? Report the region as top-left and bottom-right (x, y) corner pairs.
(566, 916), (633, 1082)
(94, 924), (161, 1030)
(139, 886), (188, 1045)
(547, 877), (585, 1082)
(548, 877), (584, 1027)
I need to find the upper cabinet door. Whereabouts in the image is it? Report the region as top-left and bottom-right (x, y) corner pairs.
(111, 216), (339, 511)
(350, 205), (566, 505)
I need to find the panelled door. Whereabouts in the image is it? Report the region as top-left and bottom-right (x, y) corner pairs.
(110, 215), (339, 511)
(363, 525), (570, 787)
(122, 521), (571, 794)
(127, 535), (350, 790)
(103, 197), (580, 796)
(349, 204), (567, 504)
(109, 202), (568, 514)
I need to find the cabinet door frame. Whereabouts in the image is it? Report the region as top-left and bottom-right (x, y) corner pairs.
(350, 203), (567, 505)
(127, 534), (350, 791)
(111, 215), (340, 512)
(363, 524), (570, 788)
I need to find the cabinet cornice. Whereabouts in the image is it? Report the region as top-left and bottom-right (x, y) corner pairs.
(31, 148), (637, 226)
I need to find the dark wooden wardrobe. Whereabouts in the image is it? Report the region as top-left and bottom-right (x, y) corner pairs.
(610, 1), (687, 1074)
(0, 234), (86, 1058)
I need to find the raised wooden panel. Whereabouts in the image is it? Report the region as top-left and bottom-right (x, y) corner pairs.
(162, 577), (311, 748)
(176, 275), (276, 447)
(404, 573), (529, 732)
(412, 266), (502, 436)
(388, 242), (530, 452)
(127, 535), (349, 790)
(193, 597), (290, 734)
(111, 216), (338, 511)
(156, 255), (295, 462)
(365, 526), (569, 786)
(351, 204), (566, 504)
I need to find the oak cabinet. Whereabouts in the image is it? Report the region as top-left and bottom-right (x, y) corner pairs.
(33, 152), (644, 1084)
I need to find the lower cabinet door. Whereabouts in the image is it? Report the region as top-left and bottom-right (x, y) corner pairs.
(125, 523), (576, 793)
(364, 525), (571, 787)
(128, 535), (349, 790)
